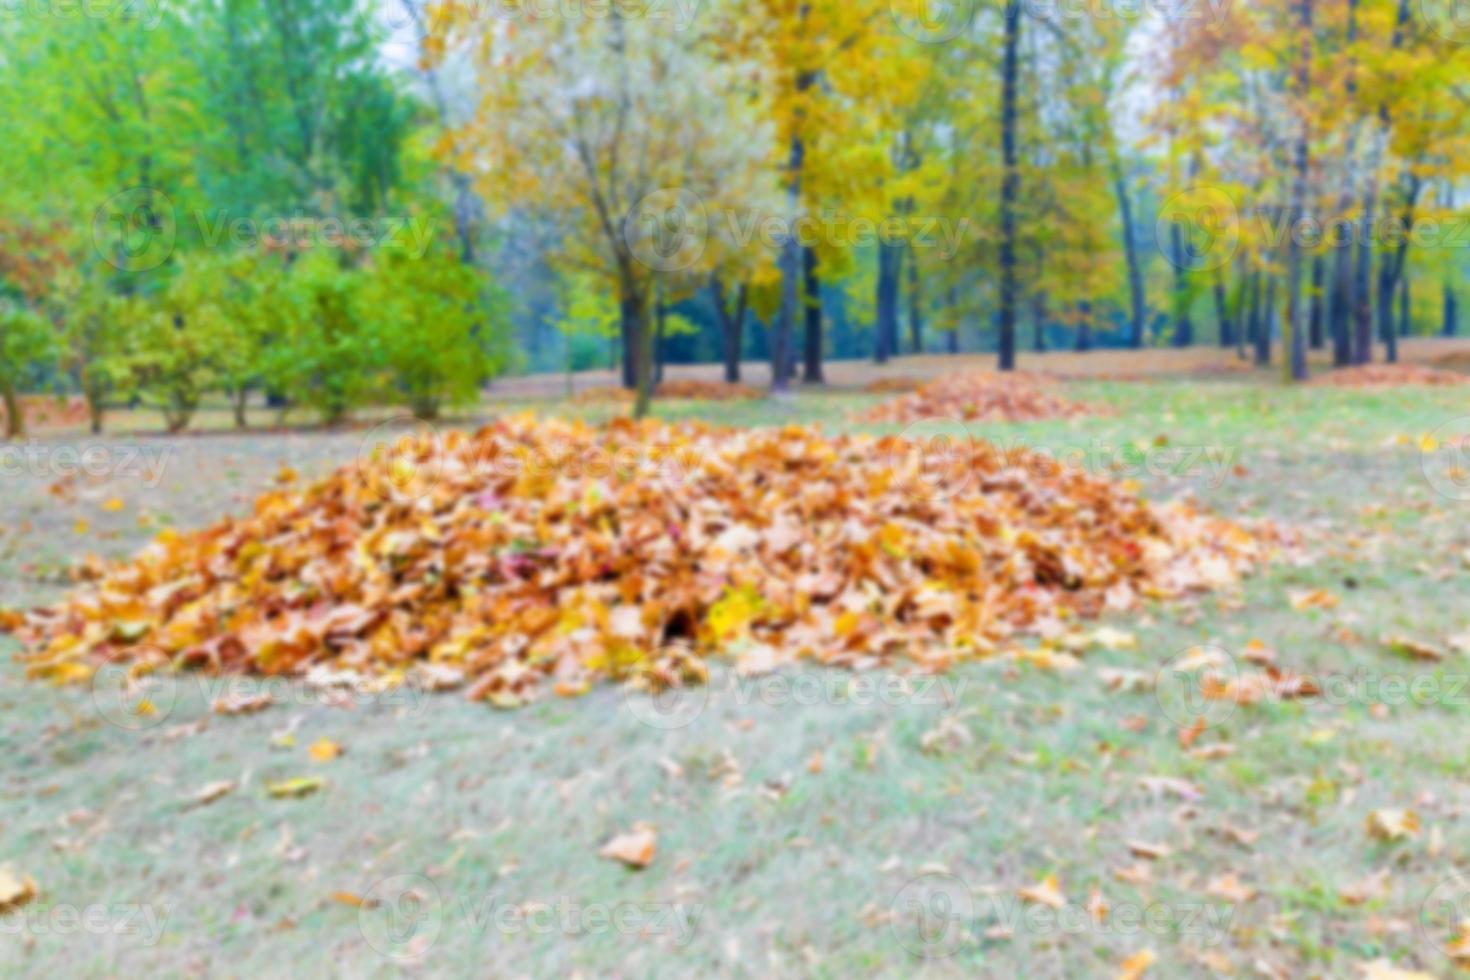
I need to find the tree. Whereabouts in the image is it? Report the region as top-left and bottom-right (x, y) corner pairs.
(0, 302), (58, 438)
(439, 7), (773, 417)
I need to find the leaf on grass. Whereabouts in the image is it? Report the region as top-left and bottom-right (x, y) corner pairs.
(600, 825), (656, 869)
(308, 738), (342, 762)
(1365, 809), (1420, 842)
(1205, 873), (1255, 903)
(0, 867), (38, 914)
(1126, 840), (1171, 861)
(1018, 874), (1066, 910)
(189, 780), (236, 807)
(1380, 635), (1446, 662)
(1357, 960), (1438, 980)
(1288, 588), (1340, 611)
(1117, 948), (1156, 980)
(267, 777), (324, 799)
(214, 691), (274, 716)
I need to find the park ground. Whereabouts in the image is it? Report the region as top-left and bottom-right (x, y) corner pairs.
(4, 342), (1470, 977)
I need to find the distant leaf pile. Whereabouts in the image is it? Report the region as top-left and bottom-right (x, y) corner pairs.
(0, 394), (89, 431)
(573, 380), (761, 404)
(7, 415), (1277, 706)
(1310, 364), (1469, 387)
(861, 372), (1100, 424)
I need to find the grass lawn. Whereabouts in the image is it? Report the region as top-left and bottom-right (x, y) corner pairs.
(4, 365), (1470, 977)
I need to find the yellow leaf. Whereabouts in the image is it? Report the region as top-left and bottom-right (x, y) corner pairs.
(308, 738), (342, 762)
(1019, 873), (1066, 909)
(267, 777), (325, 799)
(101, 497), (125, 512)
(1365, 808), (1420, 842)
(1117, 949), (1156, 980)
(600, 825), (656, 869)
(0, 866), (38, 914)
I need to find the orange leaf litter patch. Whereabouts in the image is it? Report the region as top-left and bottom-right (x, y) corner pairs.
(6, 415), (1282, 707)
(573, 380), (761, 404)
(1310, 364), (1469, 388)
(860, 371), (1104, 424)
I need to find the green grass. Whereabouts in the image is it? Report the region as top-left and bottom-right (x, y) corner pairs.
(4, 378), (1470, 976)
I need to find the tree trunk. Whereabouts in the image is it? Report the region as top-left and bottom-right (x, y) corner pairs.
(233, 387), (249, 429)
(1169, 220), (1193, 347)
(1329, 0), (1360, 369)
(1245, 267), (1262, 363)
(1445, 283), (1458, 337)
(907, 247), (923, 354)
(773, 130), (804, 396)
(1399, 270), (1410, 339)
(1257, 274), (1275, 366)
(712, 277), (747, 383)
(1, 382), (22, 438)
(1308, 254), (1325, 350)
(1113, 169), (1146, 349)
(1285, 0), (1312, 383)
(1032, 291), (1047, 353)
(620, 291), (638, 389)
(620, 275), (653, 418)
(1354, 0), (1411, 365)
(875, 242), (902, 364)
(654, 297), (667, 384)
(997, 0), (1021, 371)
(801, 245), (824, 383)
(1213, 267), (1231, 347)
(1075, 301), (1093, 352)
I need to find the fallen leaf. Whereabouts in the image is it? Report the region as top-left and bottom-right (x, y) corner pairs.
(189, 780), (236, 807)
(1117, 948), (1156, 980)
(214, 692), (274, 716)
(1206, 873), (1255, 903)
(600, 825), (656, 869)
(1018, 874), (1067, 910)
(266, 777), (324, 799)
(0, 866), (38, 913)
(1380, 635), (1446, 662)
(308, 738), (342, 762)
(1365, 809), (1420, 842)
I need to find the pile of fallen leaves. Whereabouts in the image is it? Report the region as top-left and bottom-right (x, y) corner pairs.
(573, 380), (760, 404)
(861, 371), (1099, 424)
(1310, 364), (1468, 388)
(6, 415), (1279, 706)
(653, 379), (761, 401)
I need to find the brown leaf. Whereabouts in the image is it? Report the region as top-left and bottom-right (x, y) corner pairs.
(600, 825), (657, 869)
